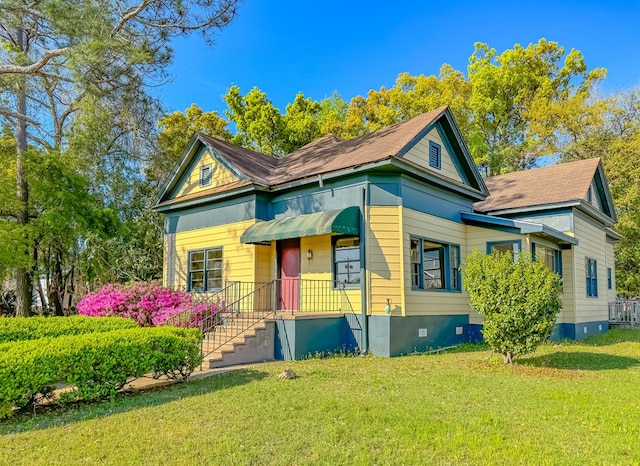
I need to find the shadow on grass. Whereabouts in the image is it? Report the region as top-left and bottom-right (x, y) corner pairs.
(0, 368), (268, 435)
(519, 351), (640, 371)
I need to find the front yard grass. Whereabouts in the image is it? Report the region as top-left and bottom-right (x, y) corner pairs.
(2, 330), (640, 465)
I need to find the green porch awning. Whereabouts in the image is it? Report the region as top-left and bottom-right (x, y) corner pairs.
(240, 206), (360, 244)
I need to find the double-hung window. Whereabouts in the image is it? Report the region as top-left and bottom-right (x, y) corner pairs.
(410, 237), (460, 291)
(607, 267), (613, 290)
(532, 243), (562, 276)
(188, 247), (223, 292)
(333, 237), (360, 288)
(585, 257), (598, 297)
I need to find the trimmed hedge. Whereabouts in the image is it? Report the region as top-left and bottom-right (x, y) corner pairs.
(0, 316), (138, 343)
(0, 326), (203, 417)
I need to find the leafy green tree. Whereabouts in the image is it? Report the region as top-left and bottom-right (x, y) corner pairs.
(560, 90), (640, 296)
(463, 250), (562, 364)
(317, 92), (349, 138)
(343, 39), (604, 175)
(152, 104), (231, 184)
(467, 39), (605, 175)
(344, 66), (471, 138)
(281, 93), (323, 153)
(224, 85), (286, 156)
(0, 0), (241, 315)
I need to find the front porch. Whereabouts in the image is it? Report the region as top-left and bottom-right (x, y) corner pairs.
(178, 279), (365, 367)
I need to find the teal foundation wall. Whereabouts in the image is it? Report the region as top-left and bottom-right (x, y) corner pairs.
(275, 316), (611, 361)
(368, 314), (469, 357)
(470, 321), (609, 344)
(552, 321), (609, 340)
(274, 314), (363, 360)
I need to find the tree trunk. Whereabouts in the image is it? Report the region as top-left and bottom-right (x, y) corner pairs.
(48, 248), (65, 316)
(14, 27), (33, 317)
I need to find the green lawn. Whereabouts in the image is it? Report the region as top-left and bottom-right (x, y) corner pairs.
(3, 330), (640, 465)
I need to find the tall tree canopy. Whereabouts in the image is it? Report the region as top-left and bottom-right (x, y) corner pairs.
(0, 0), (241, 315)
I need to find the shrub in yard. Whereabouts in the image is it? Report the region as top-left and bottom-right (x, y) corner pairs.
(463, 249), (562, 364)
(77, 281), (218, 327)
(0, 315), (137, 343)
(0, 326), (203, 417)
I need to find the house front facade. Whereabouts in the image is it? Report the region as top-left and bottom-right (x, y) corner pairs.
(155, 107), (618, 359)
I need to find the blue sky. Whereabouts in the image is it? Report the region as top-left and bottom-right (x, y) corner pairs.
(157, 0), (640, 116)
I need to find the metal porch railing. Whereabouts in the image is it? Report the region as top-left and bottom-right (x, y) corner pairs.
(167, 279), (356, 359)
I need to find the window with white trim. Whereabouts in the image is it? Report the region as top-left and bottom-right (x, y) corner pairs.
(333, 236), (360, 288)
(410, 237), (460, 291)
(608, 267), (613, 290)
(188, 247), (223, 292)
(585, 257), (598, 297)
(199, 164), (212, 187)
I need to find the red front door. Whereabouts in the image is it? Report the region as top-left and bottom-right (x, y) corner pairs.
(278, 239), (300, 311)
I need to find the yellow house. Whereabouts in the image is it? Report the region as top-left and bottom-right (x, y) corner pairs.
(155, 107), (618, 362)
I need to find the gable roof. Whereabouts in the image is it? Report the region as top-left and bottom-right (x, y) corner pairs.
(155, 106), (487, 207)
(474, 158), (616, 222)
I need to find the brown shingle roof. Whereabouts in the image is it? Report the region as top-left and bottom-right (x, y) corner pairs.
(198, 106), (448, 187)
(474, 158), (602, 213)
(197, 134), (276, 186)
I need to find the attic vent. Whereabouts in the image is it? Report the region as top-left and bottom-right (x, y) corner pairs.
(429, 141), (441, 170)
(200, 164), (212, 187)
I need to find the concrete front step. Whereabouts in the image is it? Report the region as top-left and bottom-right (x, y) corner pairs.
(202, 320), (275, 369)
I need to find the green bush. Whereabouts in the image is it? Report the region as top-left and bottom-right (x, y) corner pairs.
(0, 315), (138, 343)
(463, 249), (562, 364)
(0, 327), (203, 416)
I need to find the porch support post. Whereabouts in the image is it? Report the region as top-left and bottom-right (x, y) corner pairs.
(360, 184), (369, 354)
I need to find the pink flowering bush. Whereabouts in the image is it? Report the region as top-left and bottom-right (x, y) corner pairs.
(77, 282), (219, 328)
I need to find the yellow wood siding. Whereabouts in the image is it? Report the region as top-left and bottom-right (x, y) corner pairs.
(173, 150), (239, 199)
(402, 128), (463, 183)
(573, 211), (609, 323)
(402, 208), (469, 316)
(255, 244), (274, 284)
(367, 206), (403, 315)
(169, 219), (257, 292)
(606, 238), (616, 302)
(300, 235), (362, 312)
